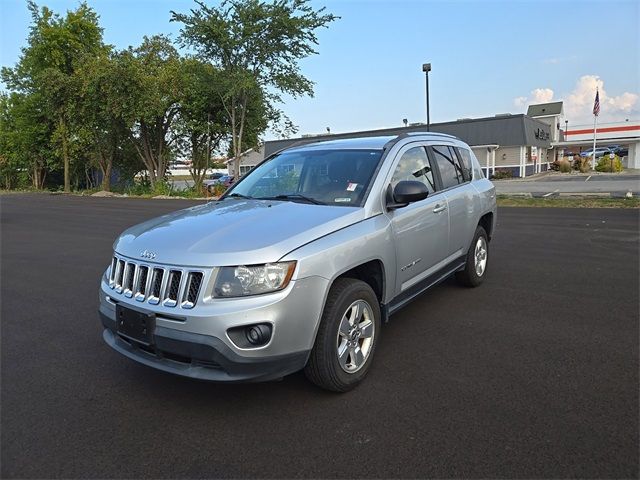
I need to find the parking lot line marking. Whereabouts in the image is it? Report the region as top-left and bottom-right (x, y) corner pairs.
(543, 190), (559, 197)
(585, 175), (592, 182)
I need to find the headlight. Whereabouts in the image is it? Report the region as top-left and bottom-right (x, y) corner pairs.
(213, 261), (296, 297)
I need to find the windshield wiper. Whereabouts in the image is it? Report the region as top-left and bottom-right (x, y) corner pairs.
(225, 192), (253, 199)
(260, 194), (325, 205)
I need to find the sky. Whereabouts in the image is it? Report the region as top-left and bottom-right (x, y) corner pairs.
(1, 0), (638, 139)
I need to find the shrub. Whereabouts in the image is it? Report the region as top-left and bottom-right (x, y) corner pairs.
(558, 159), (571, 173)
(210, 183), (227, 197)
(573, 156), (592, 173)
(595, 155), (623, 172)
(491, 169), (513, 180)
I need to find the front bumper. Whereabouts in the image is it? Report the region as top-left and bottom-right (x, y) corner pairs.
(99, 274), (329, 382)
(100, 314), (308, 382)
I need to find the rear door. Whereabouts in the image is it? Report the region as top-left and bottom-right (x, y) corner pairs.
(385, 144), (449, 293)
(428, 145), (478, 257)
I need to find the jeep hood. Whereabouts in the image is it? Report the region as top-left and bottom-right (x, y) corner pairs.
(114, 199), (364, 267)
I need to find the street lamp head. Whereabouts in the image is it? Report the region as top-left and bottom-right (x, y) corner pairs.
(422, 63), (431, 72)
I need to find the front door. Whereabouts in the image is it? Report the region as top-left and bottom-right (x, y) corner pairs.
(386, 144), (449, 293)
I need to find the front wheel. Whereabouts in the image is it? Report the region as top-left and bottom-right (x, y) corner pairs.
(305, 278), (381, 392)
(456, 225), (489, 287)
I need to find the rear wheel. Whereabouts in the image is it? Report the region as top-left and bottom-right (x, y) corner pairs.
(305, 278), (381, 392)
(456, 225), (489, 287)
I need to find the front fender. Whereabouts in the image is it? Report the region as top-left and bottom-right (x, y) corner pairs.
(280, 214), (397, 304)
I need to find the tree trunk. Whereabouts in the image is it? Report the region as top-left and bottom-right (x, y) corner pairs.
(101, 161), (112, 191)
(60, 116), (70, 193)
(33, 165), (45, 189)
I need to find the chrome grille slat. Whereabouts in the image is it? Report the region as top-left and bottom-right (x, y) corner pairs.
(123, 263), (136, 297)
(109, 257), (118, 287)
(109, 255), (204, 309)
(115, 260), (125, 293)
(182, 272), (203, 309)
(163, 270), (182, 307)
(148, 268), (165, 305)
(135, 265), (149, 301)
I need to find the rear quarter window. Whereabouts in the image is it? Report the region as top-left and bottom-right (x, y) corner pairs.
(455, 147), (473, 181)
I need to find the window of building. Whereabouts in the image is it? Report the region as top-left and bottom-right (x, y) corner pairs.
(239, 165), (254, 176)
(390, 146), (436, 193)
(431, 145), (464, 189)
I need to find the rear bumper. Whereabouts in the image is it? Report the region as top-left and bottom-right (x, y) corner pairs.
(100, 312), (309, 382)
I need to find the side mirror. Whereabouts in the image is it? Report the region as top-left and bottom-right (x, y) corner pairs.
(387, 181), (429, 210)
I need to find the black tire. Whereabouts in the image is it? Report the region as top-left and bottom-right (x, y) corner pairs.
(305, 278), (381, 392)
(455, 225), (489, 287)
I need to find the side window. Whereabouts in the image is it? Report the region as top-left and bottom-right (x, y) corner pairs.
(455, 147), (473, 181)
(390, 146), (436, 193)
(431, 145), (463, 189)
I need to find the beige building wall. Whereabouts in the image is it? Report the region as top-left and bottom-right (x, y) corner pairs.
(495, 147), (522, 166)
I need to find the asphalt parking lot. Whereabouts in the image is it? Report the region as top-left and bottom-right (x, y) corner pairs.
(1, 194), (638, 479)
(494, 173), (640, 197)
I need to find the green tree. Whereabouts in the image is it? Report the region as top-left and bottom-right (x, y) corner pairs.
(171, 0), (337, 178)
(2, 1), (106, 191)
(119, 36), (183, 188)
(176, 59), (229, 191)
(76, 51), (133, 191)
(0, 92), (56, 189)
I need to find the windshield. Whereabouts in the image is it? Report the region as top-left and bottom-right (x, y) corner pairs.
(225, 148), (384, 206)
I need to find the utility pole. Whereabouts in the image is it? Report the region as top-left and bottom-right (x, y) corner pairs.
(422, 63), (432, 131)
(207, 112), (211, 174)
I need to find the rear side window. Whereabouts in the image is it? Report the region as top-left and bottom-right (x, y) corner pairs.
(455, 147), (473, 181)
(391, 146), (437, 193)
(431, 145), (464, 189)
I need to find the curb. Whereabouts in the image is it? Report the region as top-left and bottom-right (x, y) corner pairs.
(498, 193), (532, 198)
(558, 192), (611, 198)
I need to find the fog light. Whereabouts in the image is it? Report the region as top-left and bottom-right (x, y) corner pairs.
(245, 324), (271, 346)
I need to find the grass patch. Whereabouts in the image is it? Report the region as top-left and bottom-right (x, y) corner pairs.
(497, 196), (639, 208)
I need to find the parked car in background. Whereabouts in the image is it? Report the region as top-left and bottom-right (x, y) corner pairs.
(580, 147), (611, 158)
(203, 174), (234, 193)
(169, 160), (192, 170)
(608, 145), (628, 157)
(99, 133), (496, 391)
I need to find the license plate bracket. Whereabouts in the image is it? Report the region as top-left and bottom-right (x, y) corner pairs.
(116, 304), (155, 345)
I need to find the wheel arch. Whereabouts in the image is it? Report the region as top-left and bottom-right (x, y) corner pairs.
(478, 211), (494, 240)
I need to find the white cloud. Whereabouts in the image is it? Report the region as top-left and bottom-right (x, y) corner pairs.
(514, 75), (639, 124)
(513, 88), (554, 108)
(564, 75), (638, 124)
(532, 88), (555, 103)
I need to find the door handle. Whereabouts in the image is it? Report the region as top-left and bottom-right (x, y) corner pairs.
(433, 204), (446, 213)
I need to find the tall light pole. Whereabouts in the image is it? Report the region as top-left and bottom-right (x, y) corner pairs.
(422, 63), (431, 131)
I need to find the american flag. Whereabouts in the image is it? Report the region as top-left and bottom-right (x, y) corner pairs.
(593, 90), (600, 116)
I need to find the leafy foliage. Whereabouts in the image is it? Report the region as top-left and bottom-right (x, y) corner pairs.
(0, 0), (337, 193)
(595, 155), (623, 172)
(172, 0), (337, 177)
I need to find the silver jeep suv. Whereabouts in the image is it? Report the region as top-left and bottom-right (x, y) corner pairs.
(99, 133), (496, 391)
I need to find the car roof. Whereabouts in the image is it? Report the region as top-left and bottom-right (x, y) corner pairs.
(283, 132), (460, 153)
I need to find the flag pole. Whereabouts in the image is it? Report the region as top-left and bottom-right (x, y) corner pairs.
(591, 88), (599, 170)
(592, 112), (598, 170)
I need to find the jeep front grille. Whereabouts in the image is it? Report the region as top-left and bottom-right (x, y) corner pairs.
(108, 255), (205, 309)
